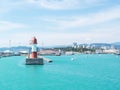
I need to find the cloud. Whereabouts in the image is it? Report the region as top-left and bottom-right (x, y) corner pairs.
(25, 0), (107, 10)
(0, 0), (118, 12)
(1, 22), (120, 47)
(0, 0), (120, 47)
(0, 21), (26, 32)
(40, 5), (120, 30)
(40, 0), (80, 10)
(0, 1), (21, 14)
(0, 21), (119, 47)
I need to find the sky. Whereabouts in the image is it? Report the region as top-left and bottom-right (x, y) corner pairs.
(0, 0), (120, 47)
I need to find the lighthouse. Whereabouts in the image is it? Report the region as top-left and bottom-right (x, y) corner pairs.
(30, 37), (37, 59)
(26, 37), (43, 65)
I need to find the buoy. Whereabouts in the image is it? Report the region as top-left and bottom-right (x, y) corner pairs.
(71, 58), (74, 61)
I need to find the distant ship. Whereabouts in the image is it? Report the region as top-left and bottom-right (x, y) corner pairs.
(115, 50), (120, 55)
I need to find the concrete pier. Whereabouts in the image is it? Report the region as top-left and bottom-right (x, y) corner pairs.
(26, 58), (44, 65)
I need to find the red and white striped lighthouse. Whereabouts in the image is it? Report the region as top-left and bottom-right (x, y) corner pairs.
(30, 37), (38, 59)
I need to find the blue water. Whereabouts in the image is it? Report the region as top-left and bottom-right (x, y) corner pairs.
(0, 54), (120, 90)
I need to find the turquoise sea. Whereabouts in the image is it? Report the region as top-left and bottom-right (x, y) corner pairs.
(0, 54), (120, 90)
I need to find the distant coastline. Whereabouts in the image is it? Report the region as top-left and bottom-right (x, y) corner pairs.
(0, 42), (120, 56)
(0, 42), (120, 51)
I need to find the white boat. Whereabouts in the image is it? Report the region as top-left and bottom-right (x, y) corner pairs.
(115, 50), (120, 55)
(65, 51), (74, 55)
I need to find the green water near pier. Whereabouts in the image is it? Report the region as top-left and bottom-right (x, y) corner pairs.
(0, 54), (120, 90)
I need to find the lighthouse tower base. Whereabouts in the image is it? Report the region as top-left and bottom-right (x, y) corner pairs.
(26, 58), (44, 65)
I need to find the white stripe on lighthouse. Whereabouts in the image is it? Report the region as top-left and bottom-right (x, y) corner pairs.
(31, 44), (37, 52)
